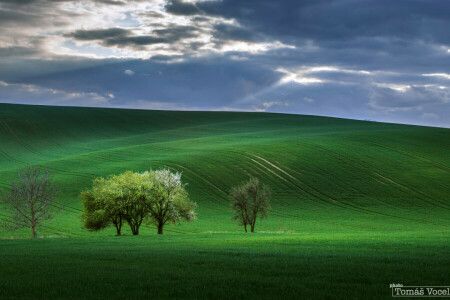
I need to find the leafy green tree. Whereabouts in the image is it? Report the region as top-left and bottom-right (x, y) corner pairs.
(80, 187), (123, 235)
(1, 167), (60, 238)
(230, 177), (270, 233)
(146, 169), (196, 234)
(109, 171), (152, 236)
(81, 172), (149, 235)
(81, 170), (196, 235)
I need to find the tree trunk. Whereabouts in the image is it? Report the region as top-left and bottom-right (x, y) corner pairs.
(117, 216), (122, 236)
(244, 224), (247, 233)
(132, 226), (139, 235)
(126, 218), (139, 235)
(115, 223), (122, 236)
(251, 224), (255, 233)
(32, 225), (37, 238)
(157, 222), (163, 234)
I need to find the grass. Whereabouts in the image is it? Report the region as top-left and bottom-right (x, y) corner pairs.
(0, 103), (449, 298)
(1, 233), (448, 299)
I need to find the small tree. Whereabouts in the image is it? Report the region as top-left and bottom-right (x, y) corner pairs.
(1, 167), (60, 238)
(80, 187), (123, 235)
(81, 172), (149, 236)
(230, 177), (270, 233)
(111, 171), (151, 236)
(230, 185), (250, 232)
(146, 169), (196, 234)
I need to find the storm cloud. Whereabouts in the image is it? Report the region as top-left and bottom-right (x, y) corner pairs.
(0, 0), (448, 127)
(165, 0), (202, 16)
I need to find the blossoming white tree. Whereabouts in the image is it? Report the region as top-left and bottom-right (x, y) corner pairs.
(146, 169), (197, 234)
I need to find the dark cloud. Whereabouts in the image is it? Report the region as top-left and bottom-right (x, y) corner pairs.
(137, 11), (165, 18)
(0, 57), (119, 81)
(0, 46), (42, 57)
(0, 0), (127, 4)
(0, 0), (36, 4)
(65, 26), (200, 49)
(152, 25), (203, 40)
(0, 9), (41, 26)
(165, 0), (202, 16)
(197, 0), (450, 44)
(212, 23), (261, 43)
(0, 0), (449, 127)
(95, 0), (126, 5)
(65, 28), (130, 40)
(103, 36), (168, 47)
(368, 85), (449, 112)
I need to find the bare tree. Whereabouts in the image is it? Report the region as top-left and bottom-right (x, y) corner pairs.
(1, 167), (60, 238)
(230, 177), (271, 233)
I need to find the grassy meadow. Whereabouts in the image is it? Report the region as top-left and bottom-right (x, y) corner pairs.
(0, 103), (449, 299)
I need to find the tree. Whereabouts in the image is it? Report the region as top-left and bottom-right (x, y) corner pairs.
(230, 185), (250, 232)
(80, 188), (123, 235)
(230, 177), (270, 233)
(146, 169), (196, 234)
(81, 172), (149, 236)
(80, 169), (196, 235)
(1, 167), (60, 238)
(110, 171), (152, 236)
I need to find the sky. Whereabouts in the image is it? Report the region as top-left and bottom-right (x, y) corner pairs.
(0, 0), (449, 127)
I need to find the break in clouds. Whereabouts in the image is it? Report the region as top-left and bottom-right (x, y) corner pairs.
(0, 0), (449, 127)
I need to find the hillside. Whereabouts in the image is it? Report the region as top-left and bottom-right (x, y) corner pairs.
(0, 103), (449, 237)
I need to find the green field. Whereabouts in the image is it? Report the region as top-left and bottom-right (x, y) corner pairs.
(0, 103), (449, 299)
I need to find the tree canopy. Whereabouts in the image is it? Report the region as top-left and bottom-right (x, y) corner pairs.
(81, 169), (196, 235)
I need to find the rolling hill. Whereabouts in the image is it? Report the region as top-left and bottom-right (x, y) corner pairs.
(0, 103), (449, 299)
(0, 103), (448, 237)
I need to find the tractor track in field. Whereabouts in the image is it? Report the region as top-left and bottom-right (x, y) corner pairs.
(192, 154), (242, 190)
(43, 165), (99, 181)
(304, 142), (450, 211)
(279, 158), (411, 212)
(175, 157), (335, 227)
(0, 146), (28, 164)
(0, 161), (97, 182)
(240, 153), (371, 213)
(239, 157), (315, 210)
(168, 162), (237, 220)
(354, 138), (450, 173)
(301, 142), (450, 211)
(77, 153), (120, 164)
(227, 154), (390, 231)
(172, 163), (229, 206)
(240, 152), (370, 213)
(175, 159), (376, 231)
(0, 119), (40, 155)
(270, 148), (437, 213)
(240, 152), (447, 227)
(0, 148), (20, 163)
